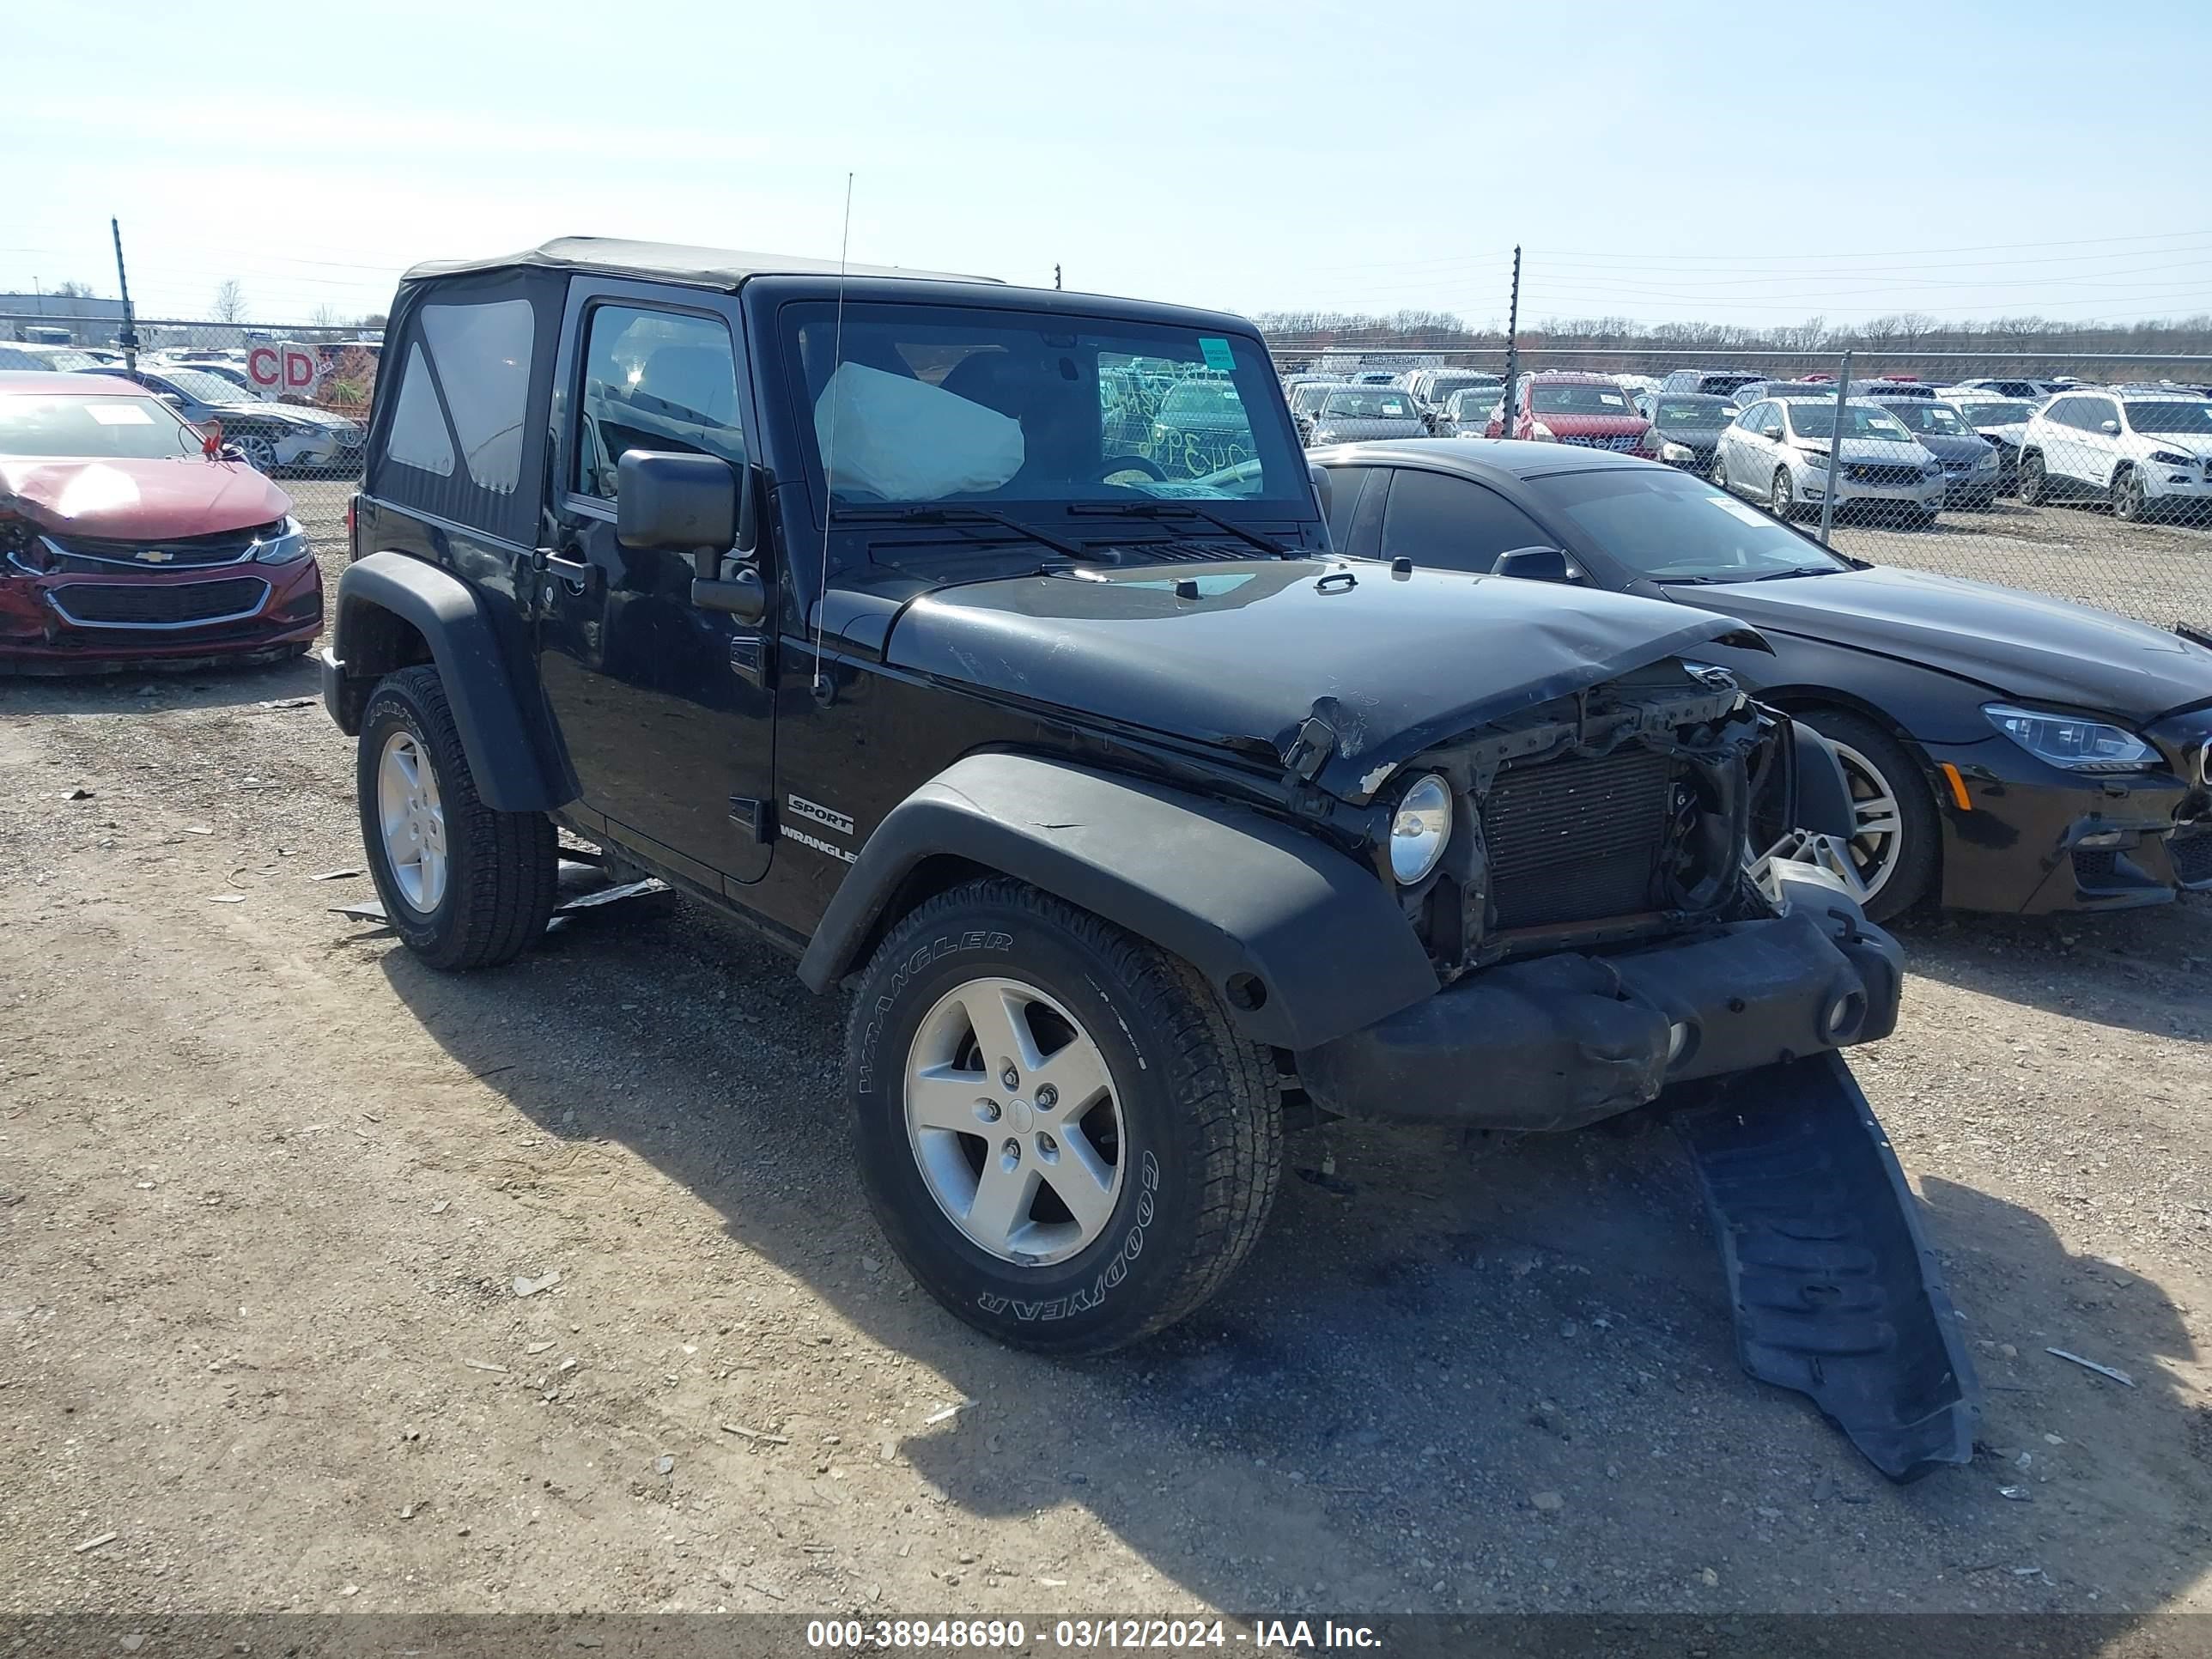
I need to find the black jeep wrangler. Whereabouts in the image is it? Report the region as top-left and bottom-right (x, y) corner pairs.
(323, 240), (1971, 1477)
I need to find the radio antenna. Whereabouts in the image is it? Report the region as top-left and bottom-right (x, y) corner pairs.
(812, 170), (854, 696)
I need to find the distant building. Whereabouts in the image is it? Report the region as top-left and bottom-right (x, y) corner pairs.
(0, 294), (128, 344)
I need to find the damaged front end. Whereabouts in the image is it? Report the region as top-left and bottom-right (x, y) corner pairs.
(1294, 660), (1902, 1133)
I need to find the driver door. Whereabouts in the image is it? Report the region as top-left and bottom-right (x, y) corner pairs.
(538, 284), (776, 887)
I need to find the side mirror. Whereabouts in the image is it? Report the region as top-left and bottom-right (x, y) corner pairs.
(615, 451), (737, 553)
(1490, 545), (1571, 583)
(2100, 419), (2120, 434)
(1762, 424), (1784, 441)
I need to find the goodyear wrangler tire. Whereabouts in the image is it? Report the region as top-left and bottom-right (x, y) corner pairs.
(357, 665), (559, 971)
(847, 878), (1282, 1356)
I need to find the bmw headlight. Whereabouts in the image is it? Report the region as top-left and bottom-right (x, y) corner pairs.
(1388, 772), (1454, 884)
(253, 514), (312, 564)
(1984, 703), (2157, 773)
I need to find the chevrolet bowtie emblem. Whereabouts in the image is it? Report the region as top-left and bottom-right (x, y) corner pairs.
(137, 549), (176, 562)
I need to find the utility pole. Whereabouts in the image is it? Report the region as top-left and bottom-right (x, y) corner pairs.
(1500, 245), (1522, 437)
(1817, 349), (1852, 548)
(1054, 263), (1062, 291)
(111, 218), (139, 372)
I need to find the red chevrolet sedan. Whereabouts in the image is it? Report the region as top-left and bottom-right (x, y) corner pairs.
(0, 372), (323, 672)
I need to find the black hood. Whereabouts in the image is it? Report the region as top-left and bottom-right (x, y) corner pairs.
(1690, 564), (2212, 723)
(1653, 423), (1723, 451)
(886, 558), (1766, 801)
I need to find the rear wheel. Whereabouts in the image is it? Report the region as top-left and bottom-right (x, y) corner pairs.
(356, 664), (559, 969)
(847, 878), (1281, 1356)
(2018, 450), (2049, 505)
(1799, 709), (1938, 923)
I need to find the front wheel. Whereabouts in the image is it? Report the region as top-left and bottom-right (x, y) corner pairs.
(1769, 466), (1796, 520)
(2018, 451), (2049, 505)
(357, 665), (559, 969)
(230, 431), (281, 473)
(1799, 709), (1938, 923)
(2112, 467), (2148, 522)
(1710, 454), (1732, 494)
(848, 878), (1282, 1356)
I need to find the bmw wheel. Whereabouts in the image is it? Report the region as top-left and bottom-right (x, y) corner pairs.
(1800, 710), (1938, 923)
(848, 878), (1281, 1356)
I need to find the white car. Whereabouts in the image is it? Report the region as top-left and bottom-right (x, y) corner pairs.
(1948, 396), (2039, 493)
(2016, 388), (2212, 523)
(1940, 377), (2072, 401)
(1711, 396), (1945, 525)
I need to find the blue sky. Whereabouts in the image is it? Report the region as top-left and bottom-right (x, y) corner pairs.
(4, 0), (2208, 330)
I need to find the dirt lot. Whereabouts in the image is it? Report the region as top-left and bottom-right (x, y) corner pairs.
(3, 532), (2212, 1623)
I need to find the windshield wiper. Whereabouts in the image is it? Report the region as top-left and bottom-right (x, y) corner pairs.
(830, 504), (1095, 561)
(1747, 565), (1838, 581)
(1066, 499), (1296, 558)
(1650, 574), (1736, 586)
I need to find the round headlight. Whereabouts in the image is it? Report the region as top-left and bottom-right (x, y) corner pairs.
(1389, 773), (1454, 884)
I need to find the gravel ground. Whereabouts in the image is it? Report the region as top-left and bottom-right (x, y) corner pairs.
(3, 522), (2211, 1625)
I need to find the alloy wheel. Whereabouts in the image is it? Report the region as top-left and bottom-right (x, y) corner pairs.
(903, 975), (1124, 1267)
(375, 729), (448, 914)
(1824, 738), (1906, 906)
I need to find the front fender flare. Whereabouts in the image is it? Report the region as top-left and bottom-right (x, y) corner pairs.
(799, 753), (1440, 1052)
(326, 551), (566, 813)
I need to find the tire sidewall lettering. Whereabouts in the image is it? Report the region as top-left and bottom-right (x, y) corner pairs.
(856, 930), (1013, 1096)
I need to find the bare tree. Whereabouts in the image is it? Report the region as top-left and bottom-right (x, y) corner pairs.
(211, 279), (248, 324)
(52, 279), (95, 299)
(310, 303), (340, 330)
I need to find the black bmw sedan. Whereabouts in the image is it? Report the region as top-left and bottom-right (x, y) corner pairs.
(1310, 438), (2212, 921)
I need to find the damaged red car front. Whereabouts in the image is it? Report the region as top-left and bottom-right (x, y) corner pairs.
(0, 372), (322, 673)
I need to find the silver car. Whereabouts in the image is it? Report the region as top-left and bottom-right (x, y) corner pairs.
(1306, 386), (1428, 446)
(1712, 397), (1945, 524)
(1439, 386), (1502, 437)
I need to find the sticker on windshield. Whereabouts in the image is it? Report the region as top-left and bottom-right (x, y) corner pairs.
(1708, 495), (1772, 526)
(87, 403), (155, 426)
(1197, 337), (1237, 373)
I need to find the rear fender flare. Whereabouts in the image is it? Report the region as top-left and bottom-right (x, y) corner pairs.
(799, 753), (1440, 1052)
(327, 550), (567, 812)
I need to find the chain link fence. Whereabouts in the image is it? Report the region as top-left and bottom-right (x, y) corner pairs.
(1268, 337), (2212, 632)
(2, 314), (378, 560)
(13, 309), (2207, 633)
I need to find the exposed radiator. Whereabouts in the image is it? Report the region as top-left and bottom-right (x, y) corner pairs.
(1483, 748), (1675, 929)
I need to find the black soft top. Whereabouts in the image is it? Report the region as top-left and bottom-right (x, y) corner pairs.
(400, 235), (1001, 291)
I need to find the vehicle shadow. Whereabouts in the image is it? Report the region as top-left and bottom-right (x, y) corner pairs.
(1890, 899), (2212, 1042)
(377, 894), (2212, 1615)
(0, 648), (320, 719)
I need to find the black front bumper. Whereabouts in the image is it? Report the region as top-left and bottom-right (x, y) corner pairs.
(1295, 900), (1902, 1132)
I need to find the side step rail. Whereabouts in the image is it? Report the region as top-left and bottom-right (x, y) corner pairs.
(1676, 1052), (1979, 1482)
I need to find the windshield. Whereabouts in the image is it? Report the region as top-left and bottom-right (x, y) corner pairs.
(1529, 382), (1634, 415)
(2124, 400), (2212, 435)
(154, 367), (246, 405)
(1656, 398), (1730, 428)
(1956, 401), (2033, 427)
(1530, 466), (1850, 583)
(785, 301), (1304, 504)
(1885, 402), (1971, 436)
(0, 392), (203, 459)
(1787, 404), (1913, 442)
(1321, 389), (1418, 420)
(1446, 388), (1499, 417)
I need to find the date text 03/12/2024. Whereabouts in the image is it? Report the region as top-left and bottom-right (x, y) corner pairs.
(803, 1619), (1383, 1650)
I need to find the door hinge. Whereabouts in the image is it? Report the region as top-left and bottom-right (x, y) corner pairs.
(728, 797), (769, 842)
